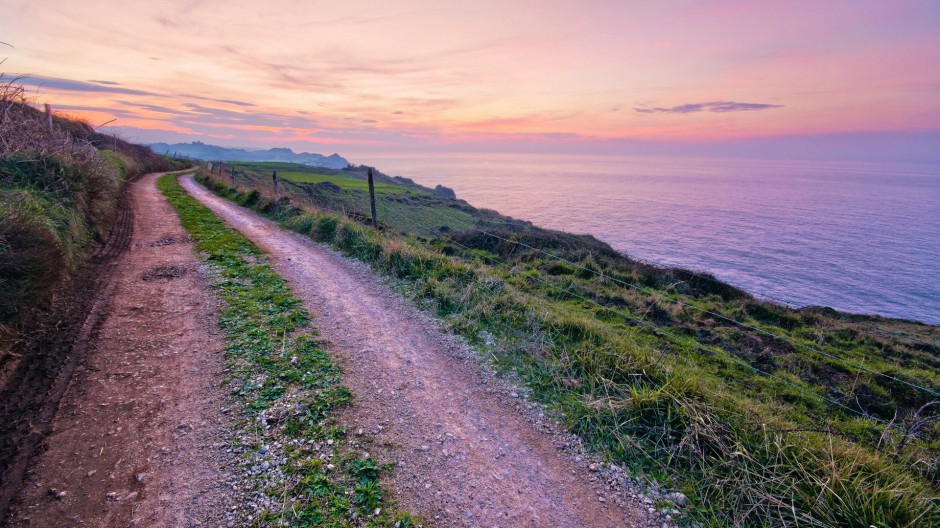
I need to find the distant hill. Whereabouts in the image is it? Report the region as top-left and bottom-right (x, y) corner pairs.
(149, 141), (349, 169)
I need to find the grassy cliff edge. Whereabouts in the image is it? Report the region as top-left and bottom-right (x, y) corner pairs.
(195, 164), (939, 527)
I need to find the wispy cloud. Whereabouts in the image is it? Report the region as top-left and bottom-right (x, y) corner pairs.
(7, 1), (937, 148)
(11, 75), (157, 96)
(182, 94), (257, 107)
(635, 101), (784, 114)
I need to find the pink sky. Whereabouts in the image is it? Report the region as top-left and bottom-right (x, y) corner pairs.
(2, 0), (939, 155)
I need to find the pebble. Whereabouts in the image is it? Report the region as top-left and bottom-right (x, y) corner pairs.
(667, 491), (687, 506)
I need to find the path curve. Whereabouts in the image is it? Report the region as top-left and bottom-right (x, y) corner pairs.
(181, 175), (647, 527)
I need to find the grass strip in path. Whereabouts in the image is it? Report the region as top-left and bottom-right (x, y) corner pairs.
(158, 172), (420, 528)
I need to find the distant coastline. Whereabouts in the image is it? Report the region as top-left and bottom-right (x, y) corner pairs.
(149, 141), (350, 169)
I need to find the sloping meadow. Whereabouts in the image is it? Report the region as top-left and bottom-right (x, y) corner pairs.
(196, 170), (939, 527)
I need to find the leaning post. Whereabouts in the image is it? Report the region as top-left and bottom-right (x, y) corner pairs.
(230, 165), (237, 189)
(367, 167), (378, 228)
(44, 104), (53, 134)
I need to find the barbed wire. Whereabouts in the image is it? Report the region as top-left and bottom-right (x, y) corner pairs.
(210, 170), (939, 402)
(407, 199), (940, 399)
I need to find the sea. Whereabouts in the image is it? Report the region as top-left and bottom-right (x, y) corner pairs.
(351, 152), (940, 325)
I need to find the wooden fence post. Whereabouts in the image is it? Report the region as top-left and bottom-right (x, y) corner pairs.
(367, 167), (378, 228)
(44, 104), (53, 134)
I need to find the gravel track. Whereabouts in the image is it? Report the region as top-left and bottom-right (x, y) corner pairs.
(181, 175), (654, 528)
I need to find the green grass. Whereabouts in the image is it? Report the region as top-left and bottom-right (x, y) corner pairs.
(220, 161), (487, 237)
(277, 171), (410, 195)
(158, 172), (420, 528)
(196, 170), (940, 527)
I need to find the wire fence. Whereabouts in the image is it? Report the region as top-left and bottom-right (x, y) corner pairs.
(392, 200), (933, 428)
(199, 167), (938, 432)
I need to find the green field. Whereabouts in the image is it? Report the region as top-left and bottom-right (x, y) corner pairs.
(217, 161), (488, 236)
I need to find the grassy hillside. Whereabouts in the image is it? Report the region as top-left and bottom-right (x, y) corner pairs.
(213, 161), (482, 236)
(0, 81), (187, 355)
(197, 162), (939, 527)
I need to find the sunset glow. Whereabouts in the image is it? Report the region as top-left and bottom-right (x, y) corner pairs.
(2, 0), (938, 155)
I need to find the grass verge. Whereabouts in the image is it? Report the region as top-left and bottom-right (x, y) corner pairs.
(194, 171), (940, 527)
(158, 172), (420, 528)
(0, 79), (188, 354)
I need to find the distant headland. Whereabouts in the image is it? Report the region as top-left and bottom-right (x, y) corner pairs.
(148, 141), (349, 169)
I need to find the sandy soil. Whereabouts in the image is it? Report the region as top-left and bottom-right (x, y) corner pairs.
(5, 172), (233, 527)
(181, 175), (652, 527)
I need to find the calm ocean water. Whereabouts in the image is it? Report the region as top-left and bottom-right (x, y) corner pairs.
(352, 152), (940, 325)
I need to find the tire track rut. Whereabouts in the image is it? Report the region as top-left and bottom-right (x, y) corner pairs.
(5, 172), (233, 527)
(0, 173), (138, 522)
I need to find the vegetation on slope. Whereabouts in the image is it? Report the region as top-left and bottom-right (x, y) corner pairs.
(0, 81), (186, 355)
(197, 164), (939, 527)
(159, 173), (420, 527)
(211, 161), (475, 236)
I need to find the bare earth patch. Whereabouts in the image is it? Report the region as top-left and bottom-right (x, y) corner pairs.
(181, 175), (657, 527)
(6, 172), (234, 527)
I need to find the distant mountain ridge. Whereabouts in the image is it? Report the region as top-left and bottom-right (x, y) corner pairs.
(149, 141), (349, 169)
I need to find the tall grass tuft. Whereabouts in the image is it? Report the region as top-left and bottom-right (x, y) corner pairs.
(0, 78), (182, 356)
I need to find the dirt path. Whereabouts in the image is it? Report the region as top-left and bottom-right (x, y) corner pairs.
(181, 175), (650, 527)
(6, 172), (233, 527)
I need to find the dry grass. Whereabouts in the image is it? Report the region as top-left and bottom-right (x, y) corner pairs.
(0, 78), (181, 358)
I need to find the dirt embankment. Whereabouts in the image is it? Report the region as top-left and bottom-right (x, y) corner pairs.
(4, 172), (234, 527)
(181, 175), (654, 528)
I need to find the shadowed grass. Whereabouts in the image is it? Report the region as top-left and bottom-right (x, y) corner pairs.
(0, 80), (186, 355)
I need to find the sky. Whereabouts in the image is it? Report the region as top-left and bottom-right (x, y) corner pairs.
(2, 0), (939, 161)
